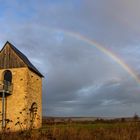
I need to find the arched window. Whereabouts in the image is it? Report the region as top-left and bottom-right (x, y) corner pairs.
(3, 70), (12, 83)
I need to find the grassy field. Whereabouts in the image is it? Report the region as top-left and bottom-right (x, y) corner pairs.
(1, 120), (140, 140)
(41, 121), (140, 140)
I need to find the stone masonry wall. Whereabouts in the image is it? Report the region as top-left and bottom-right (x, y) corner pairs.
(0, 67), (42, 131)
(0, 67), (28, 131)
(26, 69), (42, 129)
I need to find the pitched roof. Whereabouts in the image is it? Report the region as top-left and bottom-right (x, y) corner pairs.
(2, 41), (43, 77)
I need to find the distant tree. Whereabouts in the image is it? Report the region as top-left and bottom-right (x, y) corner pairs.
(133, 113), (139, 121)
(121, 118), (125, 122)
(68, 118), (72, 123)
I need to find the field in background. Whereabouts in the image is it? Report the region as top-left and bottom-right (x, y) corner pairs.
(41, 116), (140, 140)
(1, 116), (140, 140)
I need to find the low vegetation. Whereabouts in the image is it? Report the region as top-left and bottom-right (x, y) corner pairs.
(1, 117), (140, 140)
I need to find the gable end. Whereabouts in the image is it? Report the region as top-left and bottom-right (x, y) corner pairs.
(0, 41), (43, 77)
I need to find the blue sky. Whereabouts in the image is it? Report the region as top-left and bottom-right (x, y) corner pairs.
(0, 0), (140, 117)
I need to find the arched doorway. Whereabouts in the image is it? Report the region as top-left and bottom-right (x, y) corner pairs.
(3, 70), (12, 92)
(3, 70), (12, 83)
(1, 70), (12, 129)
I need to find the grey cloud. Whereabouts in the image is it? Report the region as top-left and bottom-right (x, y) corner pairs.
(52, 78), (140, 117)
(0, 1), (140, 117)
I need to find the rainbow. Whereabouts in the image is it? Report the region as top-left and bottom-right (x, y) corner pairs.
(64, 31), (140, 83)
(44, 27), (140, 83)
